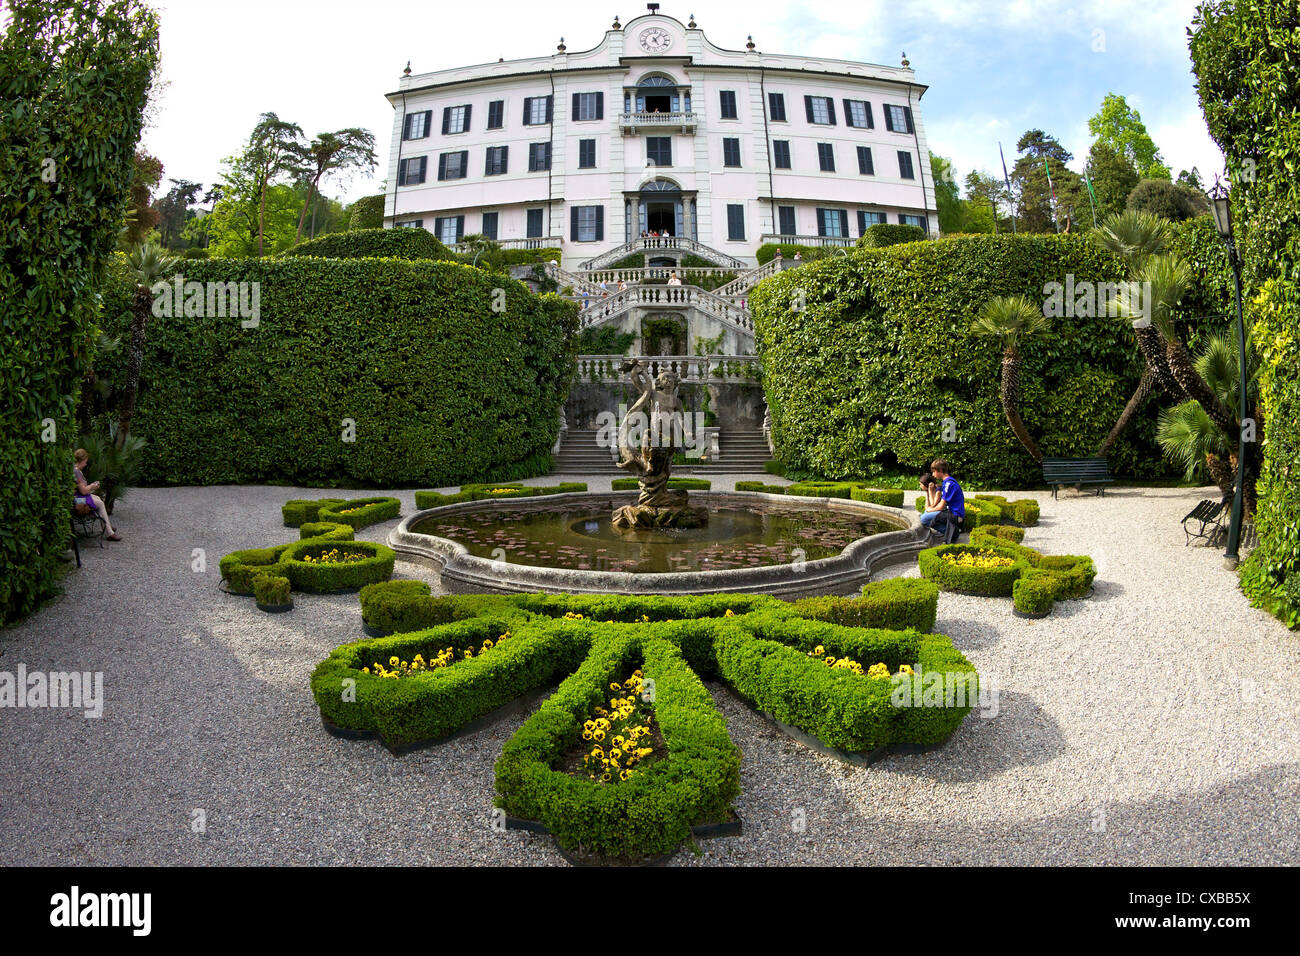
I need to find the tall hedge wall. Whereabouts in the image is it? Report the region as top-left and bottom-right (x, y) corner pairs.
(99, 258), (578, 487)
(1192, 0), (1300, 625)
(0, 1), (159, 623)
(751, 234), (1175, 485)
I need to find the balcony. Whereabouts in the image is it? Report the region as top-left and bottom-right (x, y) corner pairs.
(449, 236), (563, 253)
(620, 111), (698, 134)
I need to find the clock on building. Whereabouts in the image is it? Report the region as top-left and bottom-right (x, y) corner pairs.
(638, 27), (673, 53)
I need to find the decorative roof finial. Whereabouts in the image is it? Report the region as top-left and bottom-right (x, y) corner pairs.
(557, 37), (566, 52)
(746, 35), (756, 51)
(402, 60), (411, 76)
(612, 14), (621, 29)
(901, 51), (910, 68)
(688, 13), (697, 27)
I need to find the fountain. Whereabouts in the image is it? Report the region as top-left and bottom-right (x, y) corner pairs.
(388, 365), (931, 596)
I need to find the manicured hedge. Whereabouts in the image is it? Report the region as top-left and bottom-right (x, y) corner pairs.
(751, 234), (1173, 485)
(754, 243), (841, 265)
(734, 480), (785, 493)
(279, 227), (455, 261)
(95, 257), (578, 487)
(856, 223), (926, 248)
(920, 530), (1096, 615)
(414, 481), (587, 509)
(1192, 1), (1300, 628)
(790, 578), (938, 633)
(253, 574), (291, 606)
(914, 493), (1039, 528)
(735, 480), (903, 507)
(0, 2), (158, 623)
(1012, 575), (1056, 616)
(610, 476), (711, 491)
(919, 544), (1032, 596)
(220, 516), (395, 596)
(283, 496), (400, 529)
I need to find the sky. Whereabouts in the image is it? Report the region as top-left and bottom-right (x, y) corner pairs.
(137, 0), (1223, 206)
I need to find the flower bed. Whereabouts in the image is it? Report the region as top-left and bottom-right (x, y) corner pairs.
(282, 496), (400, 530)
(918, 527), (1095, 615)
(312, 582), (977, 859)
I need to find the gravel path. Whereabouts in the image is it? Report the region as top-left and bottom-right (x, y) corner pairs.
(2, 478), (1297, 865)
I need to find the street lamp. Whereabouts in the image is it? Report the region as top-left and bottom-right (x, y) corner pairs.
(1210, 179), (1248, 569)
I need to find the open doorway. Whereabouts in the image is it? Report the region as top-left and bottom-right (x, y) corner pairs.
(642, 92), (672, 113)
(645, 203), (675, 235)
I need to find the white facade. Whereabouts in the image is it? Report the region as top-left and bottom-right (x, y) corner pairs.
(384, 9), (938, 268)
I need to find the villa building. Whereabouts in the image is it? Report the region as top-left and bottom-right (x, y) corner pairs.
(383, 6), (938, 268)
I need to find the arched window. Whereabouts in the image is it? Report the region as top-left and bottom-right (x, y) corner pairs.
(631, 74), (686, 114)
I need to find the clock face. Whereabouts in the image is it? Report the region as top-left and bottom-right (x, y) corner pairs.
(639, 27), (673, 53)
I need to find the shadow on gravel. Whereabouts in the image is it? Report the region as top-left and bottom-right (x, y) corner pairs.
(936, 618), (1003, 652)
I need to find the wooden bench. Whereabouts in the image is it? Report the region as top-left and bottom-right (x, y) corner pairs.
(1042, 457), (1114, 499)
(1182, 498), (1226, 546)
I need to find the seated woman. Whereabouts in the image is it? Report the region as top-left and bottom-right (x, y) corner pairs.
(918, 473), (943, 519)
(73, 448), (122, 541)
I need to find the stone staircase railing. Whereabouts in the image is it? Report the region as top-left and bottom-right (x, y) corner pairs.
(574, 354), (761, 385)
(579, 235), (749, 272)
(578, 284), (754, 338)
(714, 257), (788, 297)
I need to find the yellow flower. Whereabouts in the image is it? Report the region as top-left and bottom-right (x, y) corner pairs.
(725, 608), (735, 617)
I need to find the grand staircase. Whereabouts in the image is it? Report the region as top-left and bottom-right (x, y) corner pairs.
(578, 235), (749, 271)
(551, 426), (772, 476)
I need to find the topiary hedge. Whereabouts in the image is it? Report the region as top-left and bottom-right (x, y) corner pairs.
(1192, 1), (1300, 628)
(856, 223), (926, 248)
(347, 195), (385, 231)
(919, 530), (1095, 615)
(751, 234), (1178, 486)
(313, 586), (977, 856)
(754, 243), (841, 265)
(279, 227), (455, 261)
(95, 257), (577, 487)
(282, 495), (400, 529)
(610, 476), (710, 491)
(0, 0), (159, 623)
(914, 493), (1039, 528)
(414, 481), (587, 509)
(733, 480), (903, 507)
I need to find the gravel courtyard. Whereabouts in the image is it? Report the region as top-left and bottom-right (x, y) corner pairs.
(2, 478), (1297, 866)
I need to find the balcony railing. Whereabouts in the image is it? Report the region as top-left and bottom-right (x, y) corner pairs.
(619, 111), (698, 134)
(759, 234), (857, 248)
(574, 354), (760, 385)
(449, 236), (563, 253)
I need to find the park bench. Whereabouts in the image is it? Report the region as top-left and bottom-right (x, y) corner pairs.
(1182, 499), (1226, 546)
(1042, 457), (1113, 499)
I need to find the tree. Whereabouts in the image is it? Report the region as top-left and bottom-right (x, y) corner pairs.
(293, 128), (377, 242)
(152, 178), (202, 249)
(347, 193), (385, 230)
(121, 150), (164, 247)
(118, 240), (177, 449)
(201, 182), (303, 257)
(930, 153), (965, 233)
(1176, 168), (1205, 190)
(971, 295), (1049, 461)
(964, 171), (1012, 233)
(1087, 93), (1171, 180)
(1011, 130), (1088, 233)
(1085, 140), (1139, 222)
(1126, 178), (1207, 221)
(239, 112), (306, 256)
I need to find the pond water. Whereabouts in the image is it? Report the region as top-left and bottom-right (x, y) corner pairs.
(410, 505), (892, 574)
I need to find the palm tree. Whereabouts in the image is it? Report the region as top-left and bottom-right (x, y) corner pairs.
(972, 294), (1049, 461)
(1157, 331), (1259, 508)
(117, 240), (177, 449)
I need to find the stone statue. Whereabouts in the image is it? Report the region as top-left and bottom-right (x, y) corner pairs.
(612, 359), (707, 531)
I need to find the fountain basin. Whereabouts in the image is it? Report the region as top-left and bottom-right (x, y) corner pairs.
(388, 491), (927, 598)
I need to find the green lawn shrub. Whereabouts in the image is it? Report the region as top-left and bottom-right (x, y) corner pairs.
(253, 574), (291, 606)
(610, 476), (710, 491)
(790, 578), (939, 633)
(414, 481), (587, 509)
(279, 227), (455, 261)
(220, 509), (395, 596)
(1012, 575), (1056, 616)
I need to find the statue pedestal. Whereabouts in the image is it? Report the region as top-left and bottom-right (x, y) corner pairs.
(612, 490), (708, 531)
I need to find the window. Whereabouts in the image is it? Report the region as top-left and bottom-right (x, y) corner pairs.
(804, 95), (836, 125)
(403, 110), (431, 140)
(397, 219), (424, 228)
(768, 92), (787, 121)
(844, 99), (873, 129)
(481, 211), (498, 240)
(572, 92), (604, 121)
(523, 95), (553, 125)
(857, 210), (887, 236)
(528, 142), (552, 171)
(578, 139), (596, 169)
(437, 150), (468, 180)
(899, 213), (928, 231)
(722, 137), (742, 167)
(884, 104), (914, 133)
(397, 156), (427, 185)
(726, 203), (745, 241)
(570, 205), (604, 242)
(719, 90), (738, 119)
(646, 136), (672, 167)
(442, 105), (471, 134)
(487, 100), (504, 129)
(777, 205), (796, 235)
(857, 146), (874, 175)
(434, 215), (464, 245)
(526, 208), (544, 238)
(772, 140), (791, 169)
(898, 150), (915, 179)
(817, 142), (835, 172)
(484, 146), (508, 176)
(817, 208), (849, 238)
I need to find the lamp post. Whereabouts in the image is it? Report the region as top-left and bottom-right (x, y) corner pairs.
(1209, 182), (1248, 569)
